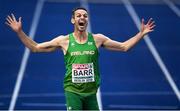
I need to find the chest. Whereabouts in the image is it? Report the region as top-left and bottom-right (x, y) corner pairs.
(68, 41), (97, 56)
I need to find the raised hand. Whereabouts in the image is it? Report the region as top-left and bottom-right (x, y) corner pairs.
(5, 14), (22, 33)
(141, 18), (155, 35)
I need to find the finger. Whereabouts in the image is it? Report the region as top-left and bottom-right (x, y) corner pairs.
(149, 29), (154, 32)
(149, 21), (155, 26)
(5, 21), (11, 26)
(11, 13), (17, 22)
(147, 18), (153, 25)
(18, 17), (22, 22)
(141, 18), (145, 24)
(6, 17), (12, 24)
(150, 25), (156, 29)
(7, 15), (13, 22)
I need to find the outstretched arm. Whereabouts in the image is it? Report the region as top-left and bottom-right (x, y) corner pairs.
(5, 14), (60, 52)
(99, 18), (155, 52)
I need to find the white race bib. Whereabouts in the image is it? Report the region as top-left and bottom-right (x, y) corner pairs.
(72, 63), (95, 83)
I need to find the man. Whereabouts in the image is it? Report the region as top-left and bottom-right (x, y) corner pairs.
(6, 7), (155, 110)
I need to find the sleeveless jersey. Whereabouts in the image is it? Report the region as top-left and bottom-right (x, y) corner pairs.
(64, 33), (100, 95)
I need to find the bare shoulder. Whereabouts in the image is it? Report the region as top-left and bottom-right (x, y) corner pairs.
(53, 34), (69, 41)
(93, 33), (105, 38)
(50, 34), (69, 47)
(92, 33), (109, 41)
(92, 33), (110, 48)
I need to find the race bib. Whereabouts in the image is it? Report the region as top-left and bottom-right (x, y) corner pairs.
(72, 63), (95, 83)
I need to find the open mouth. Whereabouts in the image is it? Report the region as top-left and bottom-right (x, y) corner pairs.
(79, 22), (85, 26)
(78, 19), (86, 27)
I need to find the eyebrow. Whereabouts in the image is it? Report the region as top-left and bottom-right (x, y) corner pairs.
(75, 13), (88, 15)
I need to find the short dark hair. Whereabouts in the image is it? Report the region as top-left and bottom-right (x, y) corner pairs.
(72, 7), (88, 18)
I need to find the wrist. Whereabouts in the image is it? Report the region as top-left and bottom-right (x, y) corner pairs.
(139, 31), (145, 37)
(16, 29), (23, 35)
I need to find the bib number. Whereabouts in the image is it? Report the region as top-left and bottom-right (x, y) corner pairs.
(72, 63), (95, 83)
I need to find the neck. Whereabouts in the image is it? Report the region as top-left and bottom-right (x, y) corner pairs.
(74, 30), (87, 41)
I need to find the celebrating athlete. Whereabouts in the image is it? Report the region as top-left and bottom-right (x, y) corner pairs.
(6, 7), (155, 110)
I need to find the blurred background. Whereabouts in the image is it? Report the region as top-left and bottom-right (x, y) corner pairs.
(0, 0), (180, 110)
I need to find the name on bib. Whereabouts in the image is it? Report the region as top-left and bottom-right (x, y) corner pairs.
(72, 63), (95, 83)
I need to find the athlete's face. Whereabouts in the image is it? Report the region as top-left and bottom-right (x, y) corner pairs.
(72, 9), (88, 32)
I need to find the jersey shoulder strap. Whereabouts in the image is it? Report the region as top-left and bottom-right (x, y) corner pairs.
(69, 33), (74, 43)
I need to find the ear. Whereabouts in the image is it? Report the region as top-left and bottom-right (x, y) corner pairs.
(71, 18), (75, 24)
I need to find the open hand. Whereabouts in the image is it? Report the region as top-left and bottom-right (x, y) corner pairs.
(141, 18), (155, 35)
(5, 14), (22, 33)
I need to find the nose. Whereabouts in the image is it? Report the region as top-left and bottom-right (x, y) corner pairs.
(80, 16), (84, 19)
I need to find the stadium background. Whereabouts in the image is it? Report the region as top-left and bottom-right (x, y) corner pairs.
(0, 0), (180, 110)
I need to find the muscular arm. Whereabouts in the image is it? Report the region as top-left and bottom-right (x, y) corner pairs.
(17, 30), (59, 52)
(95, 18), (155, 52)
(6, 14), (61, 52)
(100, 32), (145, 52)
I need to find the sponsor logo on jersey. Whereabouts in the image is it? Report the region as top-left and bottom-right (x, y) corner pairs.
(71, 51), (95, 56)
(71, 42), (75, 46)
(88, 42), (93, 45)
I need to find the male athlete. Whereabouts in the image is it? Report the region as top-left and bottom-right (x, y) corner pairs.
(6, 7), (155, 110)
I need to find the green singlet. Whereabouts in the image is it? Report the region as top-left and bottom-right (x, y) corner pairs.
(64, 33), (100, 95)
